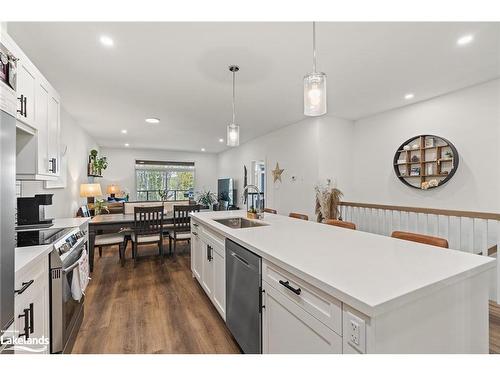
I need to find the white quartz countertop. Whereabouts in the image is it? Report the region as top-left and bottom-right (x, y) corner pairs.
(15, 244), (52, 273)
(191, 210), (495, 317)
(16, 217), (91, 232)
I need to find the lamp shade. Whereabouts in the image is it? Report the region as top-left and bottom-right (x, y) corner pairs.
(304, 72), (327, 116)
(227, 123), (240, 147)
(80, 183), (102, 198)
(106, 184), (120, 195)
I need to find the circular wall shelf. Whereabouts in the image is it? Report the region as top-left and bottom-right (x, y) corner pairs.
(393, 135), (459, 190)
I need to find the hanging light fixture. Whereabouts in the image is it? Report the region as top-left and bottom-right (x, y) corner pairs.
(227, 65), (240, 147)
(304, 22), (327, 116)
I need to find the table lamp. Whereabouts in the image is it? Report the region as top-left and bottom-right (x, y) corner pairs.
(80, 183), (102, 204)
(106, 184), (120, 198)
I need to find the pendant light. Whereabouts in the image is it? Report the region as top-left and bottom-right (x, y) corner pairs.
(227, 65), (240, 147)
(304, 22), (327, 116)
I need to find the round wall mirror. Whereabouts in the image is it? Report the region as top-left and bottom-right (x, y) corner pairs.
(393, 135), (459, 190)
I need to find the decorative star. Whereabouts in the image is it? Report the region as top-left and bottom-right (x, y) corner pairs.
(272, 162), (284, 183)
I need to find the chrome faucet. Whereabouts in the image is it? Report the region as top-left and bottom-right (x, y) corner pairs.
(242, 184), (263, 219)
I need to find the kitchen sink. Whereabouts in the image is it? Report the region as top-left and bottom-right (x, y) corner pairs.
(214, 217), (269, 229)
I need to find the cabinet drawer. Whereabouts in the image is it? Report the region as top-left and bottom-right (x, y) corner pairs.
(15, 255), (48, 293)
(263, 281), (342, 354)
(262, 260), (342, 335)
(198, 225), (225, 254)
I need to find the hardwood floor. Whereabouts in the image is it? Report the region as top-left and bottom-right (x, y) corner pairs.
(71, 241), (240, 354)
(490, 301), (500, 354)
(72, 241), (500, 354)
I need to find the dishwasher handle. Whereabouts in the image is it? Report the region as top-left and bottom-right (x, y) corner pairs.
(230, 251), (251, 267)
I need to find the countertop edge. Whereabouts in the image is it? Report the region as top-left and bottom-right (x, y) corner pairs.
(191, 214), (495, 317)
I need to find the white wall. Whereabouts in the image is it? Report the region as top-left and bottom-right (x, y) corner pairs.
(351, 79), (500, 213)
(20, 107), (99, 218)
(99, 147), (218, 201)
(217, 79), (500, 219)
(217, 116), (355, 220)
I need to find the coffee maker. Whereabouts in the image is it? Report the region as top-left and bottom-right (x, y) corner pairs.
(17, 194), (54, 228)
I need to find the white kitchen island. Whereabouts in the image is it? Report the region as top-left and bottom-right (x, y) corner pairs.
(190, 210), (495, 354)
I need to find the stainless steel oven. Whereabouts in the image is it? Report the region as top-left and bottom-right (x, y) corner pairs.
(49, 228), (86, 354)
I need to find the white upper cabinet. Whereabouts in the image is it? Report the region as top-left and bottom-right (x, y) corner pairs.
(15, 60), (37, 128)
(6, 32), (61, 180)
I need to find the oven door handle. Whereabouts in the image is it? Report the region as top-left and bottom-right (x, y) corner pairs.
(62, 250), (86, 274)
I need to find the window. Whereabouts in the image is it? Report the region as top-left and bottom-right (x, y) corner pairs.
(135, 160), (195, 201)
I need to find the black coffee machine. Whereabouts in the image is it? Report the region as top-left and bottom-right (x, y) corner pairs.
(17, 194), (54, 228)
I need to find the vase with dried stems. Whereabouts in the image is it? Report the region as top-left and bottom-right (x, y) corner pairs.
(314, 180), (343, 223)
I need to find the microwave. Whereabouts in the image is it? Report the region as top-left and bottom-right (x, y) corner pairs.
(0, 41), (16, 91)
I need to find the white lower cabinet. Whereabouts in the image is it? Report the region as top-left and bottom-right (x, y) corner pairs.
(191, 229), (202, 281)
(191, 220), (226, 320)
(14, 255), (50, 354)
(201, 241), (214, 296)
(262, 281), (342, 354)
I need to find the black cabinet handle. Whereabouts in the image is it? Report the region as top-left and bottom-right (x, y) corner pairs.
(18, 308), (30, 339)
(29, 303), (34, 334)
(17, 94), (24, 116)
(23, 96), (27, 117)
(15, 279), (34, 295)
(52, 158), (57, 173)
(279, 280), (301, 295)
(207, 245), (213, 261)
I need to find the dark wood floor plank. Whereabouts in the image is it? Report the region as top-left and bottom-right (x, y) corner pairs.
(71, 242), (240, 354)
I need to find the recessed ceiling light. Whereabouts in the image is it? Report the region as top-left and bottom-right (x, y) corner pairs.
(201, 148), (206, 152)
(404, 93), (415, 100)
(121, 129), (127, 134)
(145, 118), (160, 124)
(219, 138), (224, 143)
(124, 143), (130, 147)
(99, 35), (114, 47)
(457, 34), (474, 46)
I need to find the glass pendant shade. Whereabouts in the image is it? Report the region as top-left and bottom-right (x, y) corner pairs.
(304, 72), (327, 116)
(227, 123), (240, 147)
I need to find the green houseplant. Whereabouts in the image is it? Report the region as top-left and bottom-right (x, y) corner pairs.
(196, 190), (217, 209)
(94, 199), (109, 215)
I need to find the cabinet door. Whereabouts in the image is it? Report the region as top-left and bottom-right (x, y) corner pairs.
(191, 231), (202, 281)
(16, 61), (36, 128)
(35, 82), (49, 175)
(201, 242), (214, 297)
(47, 94), (60, 175)
(262, 281), (342, 354)
(212, 245), (226, 320)
(14, 266), (50, 354)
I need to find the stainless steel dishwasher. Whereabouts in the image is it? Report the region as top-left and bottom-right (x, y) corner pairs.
(226, 239), (262, 354)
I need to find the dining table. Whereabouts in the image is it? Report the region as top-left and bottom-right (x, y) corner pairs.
(88, 212), (174, 272)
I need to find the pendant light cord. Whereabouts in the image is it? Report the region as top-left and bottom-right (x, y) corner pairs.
(312, 21), (317, 73)
(232, 70), (236, 124)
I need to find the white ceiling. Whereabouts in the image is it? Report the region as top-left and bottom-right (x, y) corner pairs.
(8, 22), (500, 153)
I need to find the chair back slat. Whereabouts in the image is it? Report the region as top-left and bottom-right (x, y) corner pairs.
(173, 205), (200, 233)
(289, 212), (309, 221)
(325, 219), (356, 230)
(134, 206), (164, 236)
(391, 230), (449, 248)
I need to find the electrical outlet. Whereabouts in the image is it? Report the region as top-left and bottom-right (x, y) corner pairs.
(350, 320), (360, 345)
(345, 310), (366, 353)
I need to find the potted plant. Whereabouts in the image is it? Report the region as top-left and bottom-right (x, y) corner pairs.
(93, 156), (108, 176)
(93, 199), (109, 215)
(196, 190), (217, 209)
(314, 180), (343, 223)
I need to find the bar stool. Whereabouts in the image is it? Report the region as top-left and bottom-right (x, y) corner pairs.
(289, 212), (308, 221)
(391, 231), (448, 248)
(325, 219), (356, 230)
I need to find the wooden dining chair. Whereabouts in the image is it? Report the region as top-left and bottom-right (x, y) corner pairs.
(131, 206), (164, 260)
(391, 231), (449, 248)
(325, 219), (356, 230)
(264, 208), (277, 214)
(289, 212), (309, 221)
(169, 204), (200, 256)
